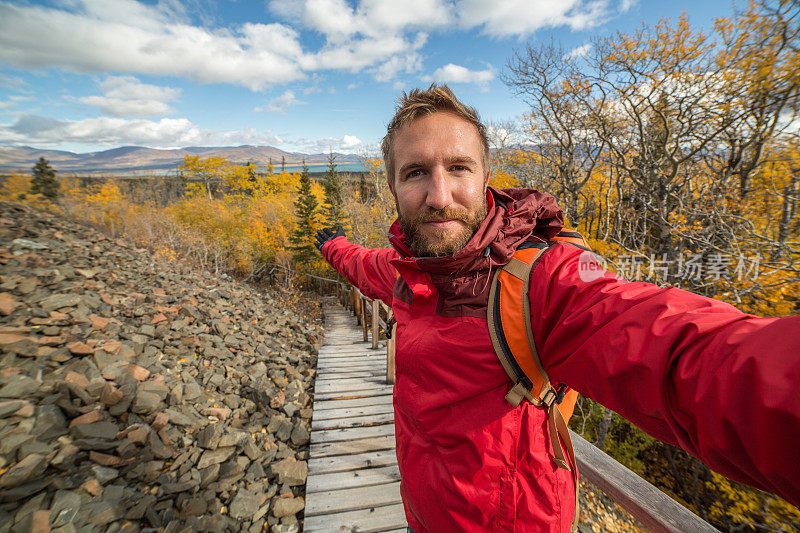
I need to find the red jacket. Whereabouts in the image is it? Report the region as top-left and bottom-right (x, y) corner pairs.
(322, 187), (800, 532)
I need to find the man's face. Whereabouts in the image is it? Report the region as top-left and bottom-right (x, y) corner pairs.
(389, 112), (489, 257)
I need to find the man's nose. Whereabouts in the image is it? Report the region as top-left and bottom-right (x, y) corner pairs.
(425, 166), (453, 211)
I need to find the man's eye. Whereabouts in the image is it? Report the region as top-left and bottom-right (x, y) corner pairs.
(451, 165), (469, 172)
(406, 169), (423, 179)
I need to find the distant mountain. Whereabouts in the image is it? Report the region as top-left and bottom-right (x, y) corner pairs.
(0, 145), (362, 174)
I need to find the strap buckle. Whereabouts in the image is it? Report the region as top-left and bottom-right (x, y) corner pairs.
(554, 383), (567, 404)
(540, 387), (557, 408)
(384, 317), (396, 339)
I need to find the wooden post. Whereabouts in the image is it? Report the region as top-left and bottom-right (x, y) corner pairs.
(386, 311), (396, 384)
(371, 300), (379, 349)
(361, 297), (369, 341)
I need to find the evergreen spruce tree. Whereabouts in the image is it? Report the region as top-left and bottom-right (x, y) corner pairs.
(30, 157), (59, 201)
(321, 150), (348, 229)
(290, 160), (319, 264)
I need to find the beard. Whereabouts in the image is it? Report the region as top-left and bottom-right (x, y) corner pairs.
(397, 198), (488, 257)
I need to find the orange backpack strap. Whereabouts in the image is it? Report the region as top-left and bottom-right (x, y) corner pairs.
(487, 230), (588, 532)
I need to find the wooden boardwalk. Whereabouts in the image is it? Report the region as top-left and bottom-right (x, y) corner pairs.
(304, 301), (408, 533)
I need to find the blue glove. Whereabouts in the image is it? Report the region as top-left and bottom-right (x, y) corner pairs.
(315, 226), (345, 251)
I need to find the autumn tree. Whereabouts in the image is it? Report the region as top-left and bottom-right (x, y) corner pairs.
(505, 1), (799, 303)
(321, 150), (348, 230)
(179, 155), (229, 199)
(30, 157), (60, 202)
(290, 161), (319, 264)
(506, 1), (800, 528)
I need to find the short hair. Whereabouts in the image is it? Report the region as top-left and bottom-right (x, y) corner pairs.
(381, 83), (490, 185)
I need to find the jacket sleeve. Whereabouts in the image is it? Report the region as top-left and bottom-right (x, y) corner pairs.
(528, 243), (800, 507)
(321, 237), (398, 306)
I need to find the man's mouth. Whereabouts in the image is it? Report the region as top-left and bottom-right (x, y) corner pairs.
(422, 219), (461, 228)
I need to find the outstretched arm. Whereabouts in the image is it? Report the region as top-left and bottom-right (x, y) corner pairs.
(529, 243), (800, 507)
(318, 230), (398, 306)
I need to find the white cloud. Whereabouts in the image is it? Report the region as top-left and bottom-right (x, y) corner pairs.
(0, 1), (306, 91)
(341, 134), (363, 148)
(296, 134), (364, 153)
(78, 96), (174, 117)
(372, 52), (423, 82)
(0, 74), (29, 91)
(0, 0), (631, 92)
(270, 0), (451, 40)
(254, 90), (304, 113)
(426, 63), (494, 85)
(100, 76), (180, 102)
(77, 76), (181, 117)
(0, 95), (36, 112)
(0, 113), (282, 148)
(566, 43), (592, 59)
(457, 0), (620, 36)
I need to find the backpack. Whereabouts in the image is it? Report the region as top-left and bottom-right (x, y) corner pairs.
(486, 229), (590, 532)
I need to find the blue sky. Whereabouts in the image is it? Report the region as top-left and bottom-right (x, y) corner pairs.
(0, 0), (739, 154)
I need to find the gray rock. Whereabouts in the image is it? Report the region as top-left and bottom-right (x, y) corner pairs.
(164, 408), (197, 427)
(229, 488), (261, 520)
(0, 453), (48, 488)
(196, 447), (235, 470)
(290, 424), (310, 446)
(32, 404), (67, 440)
(49, 490), (82, 527)
(108, 383), (136, 416)
(131, 390), (162, 414)
(282, 402), (299, 418)
(271, 497), (304, 518)
(0, 376), (40, 398)
(70, 421), (118, 441)
(270, 458), (307, 487)
(17, 439), (54, 461)
(182, 381), (202, 402)
(39, 294), (82, 311)
(82, 499), (123, 525)
(196, 423), (224, 450)
(276, 420), (293, 442)
(138, 380), (169, 400)
(0, 202), (325, 531)
(218, 429), (246, 448)
(182, 496), (207, 516)
(242, 437), (261, 461)
(91, 464), (119, 484)
(148, 430), (173, 459)
(0, 433), (33, 456)
(0, 400), (28, 417)
(199, 464), (220, 488)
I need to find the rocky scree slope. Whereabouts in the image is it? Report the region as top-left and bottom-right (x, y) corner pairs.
(0, 201), (323, 532)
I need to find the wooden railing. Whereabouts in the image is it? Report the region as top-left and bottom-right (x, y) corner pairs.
(330, 281), (717, 533)
(335, 284), (397, 384)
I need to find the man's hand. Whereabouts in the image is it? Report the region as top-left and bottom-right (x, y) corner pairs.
(315, 226), (346, 251)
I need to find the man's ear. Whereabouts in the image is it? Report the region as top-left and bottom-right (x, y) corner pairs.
(387, 175), (395, 196)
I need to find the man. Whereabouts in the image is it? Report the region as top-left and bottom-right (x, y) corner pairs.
(315, 84), (800, 532)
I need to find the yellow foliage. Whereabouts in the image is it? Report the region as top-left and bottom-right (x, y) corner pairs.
(488, 169), (521, 189)
(707, 471), (800, 531)
(0, 172), (62, 213)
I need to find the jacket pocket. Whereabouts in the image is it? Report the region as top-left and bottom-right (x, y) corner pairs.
(492, 466), (517, 532)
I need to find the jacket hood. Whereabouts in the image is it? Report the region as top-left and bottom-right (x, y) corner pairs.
(388, 187), (564, 275)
